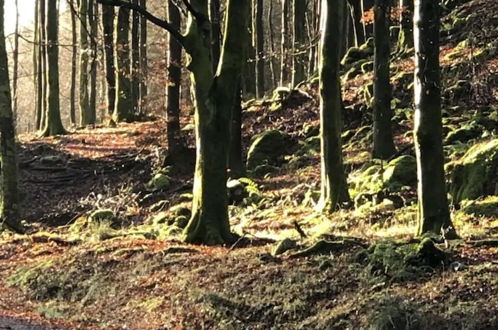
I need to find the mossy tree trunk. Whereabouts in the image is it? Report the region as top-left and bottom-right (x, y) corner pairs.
(0, 0), (22, 232)
(98, 0), (249, 245)
(292, 0), (306, 87)
(114, 6), (132, 122)
(183, 0), (250, 245)
(372, 0), (396, 159)
(37, 0), (47, 131)
(413, 0), (456, 238)
(166, 0), (182, 155)
(318, 0), (351, 212)
(41, 0), (66, 136)
(102, 5), (116, 117)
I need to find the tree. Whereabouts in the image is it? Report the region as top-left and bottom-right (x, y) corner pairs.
(41, 0), (66, 136)
(292, 0), (306, 87)
(0, 0), (23, 232)
(114, 6), (132, 122)
(372, 0), (396, 159)
(254, 0), (264, 97)
(102, 5), (116, 118)
(131, 0), (140, 114)
(98, 0), (250, 245)
(79, 0), (91, 125)
(139, 0), (148, 113)
(318, 0), (350, 212)
(12, 0), (19, 119)
(398, 0), (414, 50)
(413, 0), (456, 238)
(88, 0), (98, 124)
(280, 0), (290, 86)
(68, 0), (78, 125)
(165, 0), (182, 155)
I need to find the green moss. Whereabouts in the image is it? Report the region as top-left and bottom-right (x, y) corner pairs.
(445, 122), (483, 144)
(461, 196), (498, 217)
(146, 173), (171, 191)
(88, 209), (115, 223)
(246, 130), (290, 170)
(449, 139), (498, 204)
(383, 155), (417, 188)
(368, 296), (426, 330)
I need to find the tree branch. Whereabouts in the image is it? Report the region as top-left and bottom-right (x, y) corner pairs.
(97, 0), (185, 46)
(180, 0), (207, 23)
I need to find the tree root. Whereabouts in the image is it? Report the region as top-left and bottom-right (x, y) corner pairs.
(289, 239), (367, 258)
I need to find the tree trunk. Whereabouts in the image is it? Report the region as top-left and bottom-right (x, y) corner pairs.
(88, 0), (98, 124)
(228, 84), (245, 178)
(292, 0), (306, 87)
(41, 0), (65, 136)
(166, 0), (182, 155)
(12, 0), (19, 120)
(254, 0), (265, 98)
(183, 0), (250, 245)
(79, 0), (91, 125)
(398, 0), (414, 50)
(131, 0), (140, 115)
(280, 0), (290, 86)
(139, 0), (147, 114)
(114, 6), (132, 122)
(34, 0), (42, 131)
(38, 0), (48, 131)
(0, 0), (22, 232)
(372, 0), (396, 159)
(318, 0), (350, 212)
(349, 0), (366, 45)
(267, 0), (277, 89)
(414, 0), (456, 238)
(102, 5), (116, 118)
(69, 0), (77, 125)
(209, 0), (221, 72)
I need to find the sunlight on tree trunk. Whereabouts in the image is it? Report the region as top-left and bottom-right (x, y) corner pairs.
(318, 0), (350, 213)
(114, 6), (132, 122)
(414, 0), (456, 238)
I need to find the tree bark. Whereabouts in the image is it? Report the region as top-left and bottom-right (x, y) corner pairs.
(166, 0), (182, 155)
(79, 0), (91, 125)
(41, 0), (66, 136)
(102, 5), (116, 117)
(318, 0), (350, 212)
(114, 6), (132, 122)
(182, 0), (250, 245)
(292, 0), (306, 87)
(69, 0), (77, 125)
(280, 0), (290, 86)
(88, 0), (98, 124)
(131, 0), (140, 115)
(228, 84), (245, 178)
(398, 0), (414, 50)
(12, 0), (19, 120)
(139, 0), (147, 114)
(254, 0), (264, 97)
(414, 0), (456, 238)
(38, 0), (48, 131)
(34, 0), (42, 130)
(209, 0), (221, 72)
(372, 0), (396, 159)
(0, 0), (22, 232)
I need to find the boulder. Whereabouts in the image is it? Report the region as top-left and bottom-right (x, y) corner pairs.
(88, 209), (115, 224)
(246, 130), (290, 170)
(450, 139), (498, 204)
(445, 122), (483, 144)
(227, 179), (247, 204)
(383, 155), (417, 187)
(147, 173), (171, 192)
(341, 38), (374, 66)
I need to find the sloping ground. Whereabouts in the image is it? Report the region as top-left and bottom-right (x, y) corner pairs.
(0, 0), (497, 328)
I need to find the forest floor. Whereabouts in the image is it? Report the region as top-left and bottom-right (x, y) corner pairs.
(0, 0), (498, 328)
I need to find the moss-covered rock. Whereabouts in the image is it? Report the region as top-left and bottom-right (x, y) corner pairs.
(89, 209), (115, 224)
(383, 155), (417, 187)
(445, 122), (483, 144)
(174, 216), (189, 229)
(461, 196), (498, 217)
(146, 173), (171, 192)
(170, 205), (191, 219)
(251, 164), (280, 178)
(272, 238), (298, 256)
(365, 238), (451, 281)
(246, 130), (290, 170)
(449, 139), (498, 205)
(341, 37), (374, 66)
(227, 179), (247, 204)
